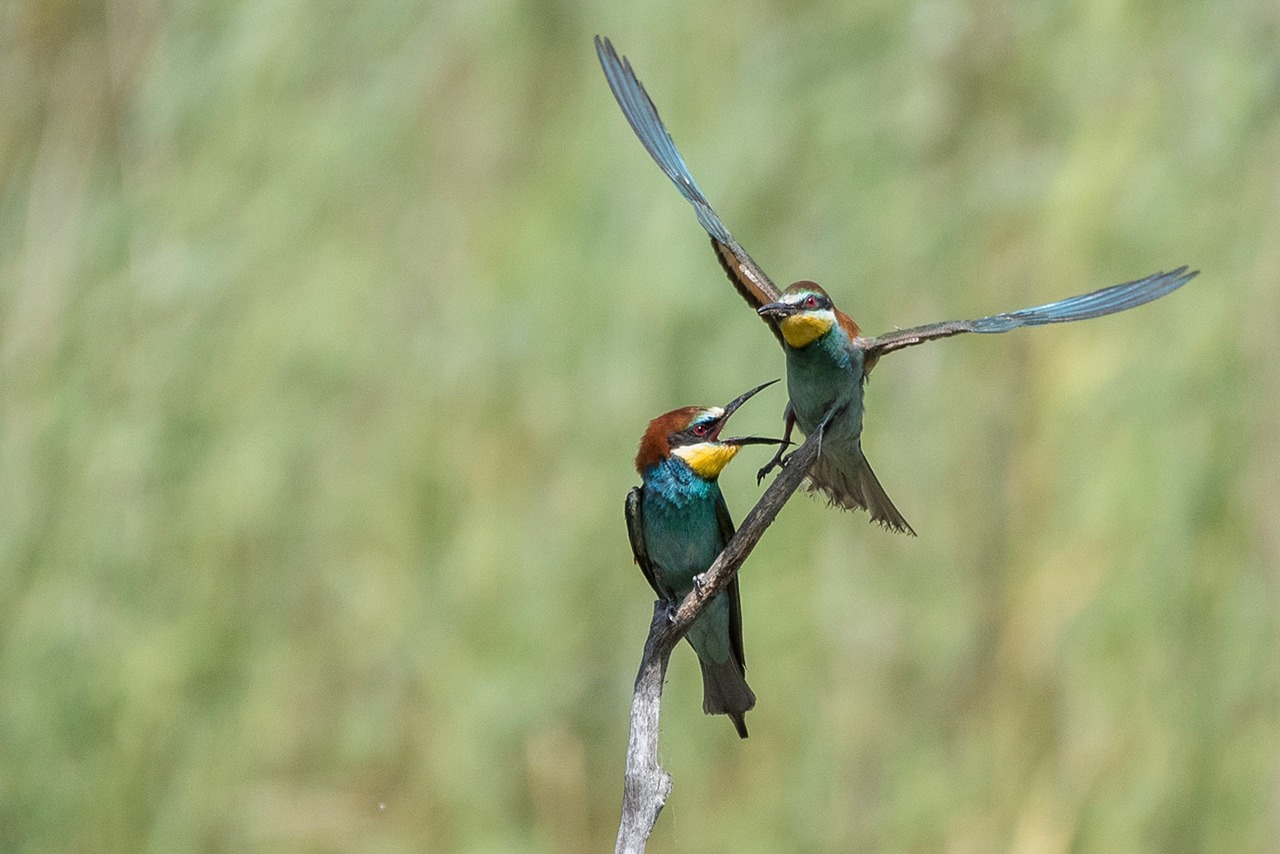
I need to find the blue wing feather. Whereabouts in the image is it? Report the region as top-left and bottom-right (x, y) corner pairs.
(595, 37), (1195, 358)
(595, 36), (733, 244)
(596, 36), (783, 315)
(973, 267), (1197, 331)
(867, 267), (1198, 355)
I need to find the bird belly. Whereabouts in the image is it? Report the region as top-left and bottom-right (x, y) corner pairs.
(642, 498), (737, 667)
(786, 348), (865, 445)
(685, 592), (734, 664)
(640, 491), (723, 597)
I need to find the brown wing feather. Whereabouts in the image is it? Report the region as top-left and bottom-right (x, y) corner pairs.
(711, 237), (784, 345)
(835, 307), (861, 339)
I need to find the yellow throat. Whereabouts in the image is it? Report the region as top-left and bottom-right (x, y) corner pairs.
(672, 443), (741, 479)
(778, 313), (834, 348)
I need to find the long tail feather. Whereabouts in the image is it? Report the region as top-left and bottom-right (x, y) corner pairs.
(698, 658), (755, 739)
(808, 450), (915, 535)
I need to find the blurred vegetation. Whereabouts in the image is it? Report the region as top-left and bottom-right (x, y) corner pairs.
(1, 0), (1277, 851)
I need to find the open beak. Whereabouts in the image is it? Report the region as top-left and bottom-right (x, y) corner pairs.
(721, 435), (786, 447)
(715, 379), (784, 445)
(757, 301), (797, 320)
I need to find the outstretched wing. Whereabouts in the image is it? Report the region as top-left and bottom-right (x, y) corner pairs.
(862, 266), (1198, 361)
(625, 486), (664, 599)
(713, 491), (747, 670)
(595, 36), (784, 343)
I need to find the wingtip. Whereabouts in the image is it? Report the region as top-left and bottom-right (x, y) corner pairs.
(1159, 265), (1198, 285)
(594, 35), (625, 75)
(1155, 265), (1199, 297)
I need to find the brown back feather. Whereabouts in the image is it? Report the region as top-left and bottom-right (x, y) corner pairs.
(836, 308), (861, 338)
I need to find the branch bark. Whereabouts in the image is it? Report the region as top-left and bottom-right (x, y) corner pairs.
(615, 427), (822, 853)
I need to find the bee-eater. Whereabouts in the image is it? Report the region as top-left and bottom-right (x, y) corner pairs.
(597, 36), (1197, 535)
(626, 380), (782, 738)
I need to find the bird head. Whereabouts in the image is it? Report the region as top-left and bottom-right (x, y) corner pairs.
(756, 282), (860, 348)
(634, 380), (782, 478)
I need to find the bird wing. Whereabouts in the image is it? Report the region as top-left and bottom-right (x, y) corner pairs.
(625, 486), (664, 599)
(862, 267), (1198, 361)
(714, 491), (747, 670)
(595, 36), (784, 344)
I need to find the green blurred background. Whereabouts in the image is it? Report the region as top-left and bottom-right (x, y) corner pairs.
(2, 1), (1277, 851)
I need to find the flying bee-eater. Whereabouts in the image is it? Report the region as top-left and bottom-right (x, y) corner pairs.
(626, 380), (783, 738)
(596, 36), (1197, 535)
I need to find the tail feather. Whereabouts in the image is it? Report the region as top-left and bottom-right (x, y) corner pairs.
(698, 658), (755, 739)
(808, 450), (916, 535)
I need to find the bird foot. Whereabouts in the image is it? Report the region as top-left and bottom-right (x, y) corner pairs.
(756, 441), (793, 484)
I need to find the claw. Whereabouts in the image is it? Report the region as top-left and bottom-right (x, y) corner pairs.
(691, 572), (709, 597)
(756, 440), (792, 484)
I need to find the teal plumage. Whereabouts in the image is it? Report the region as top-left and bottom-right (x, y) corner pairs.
(625, 382), (780, 738)
(597, 36), (1197, 534)
(631, 457), (752, 737)
(760, 284), (910, 532)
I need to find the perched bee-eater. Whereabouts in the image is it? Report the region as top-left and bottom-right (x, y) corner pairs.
(597, 36), (1197, 535)
(626, 380), (782, 738)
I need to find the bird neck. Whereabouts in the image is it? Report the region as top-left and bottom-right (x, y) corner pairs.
(671, 442), (740, 479)
(778, 312), (835, 348)
(784, 319), (861, 378)
(643, 456), (721, 502)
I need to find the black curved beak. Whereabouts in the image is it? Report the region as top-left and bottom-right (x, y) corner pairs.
(715, 379), (784, 445)
(757, 301), (796, 320)
(721, 435), (786, 447)
(720, 378), (780, 421)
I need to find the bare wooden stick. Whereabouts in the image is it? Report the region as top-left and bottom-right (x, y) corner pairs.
(615, 427), (822, 853)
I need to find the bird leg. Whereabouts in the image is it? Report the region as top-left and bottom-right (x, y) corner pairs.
(758, 401), (842, 482)
(756, 407), (797, 484)
(793, 402), (839, 463)
(814, 400), (845, 436)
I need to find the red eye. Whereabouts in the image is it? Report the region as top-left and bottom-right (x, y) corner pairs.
(803, 295), (819, 309)
(692, 423), (710, 436)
